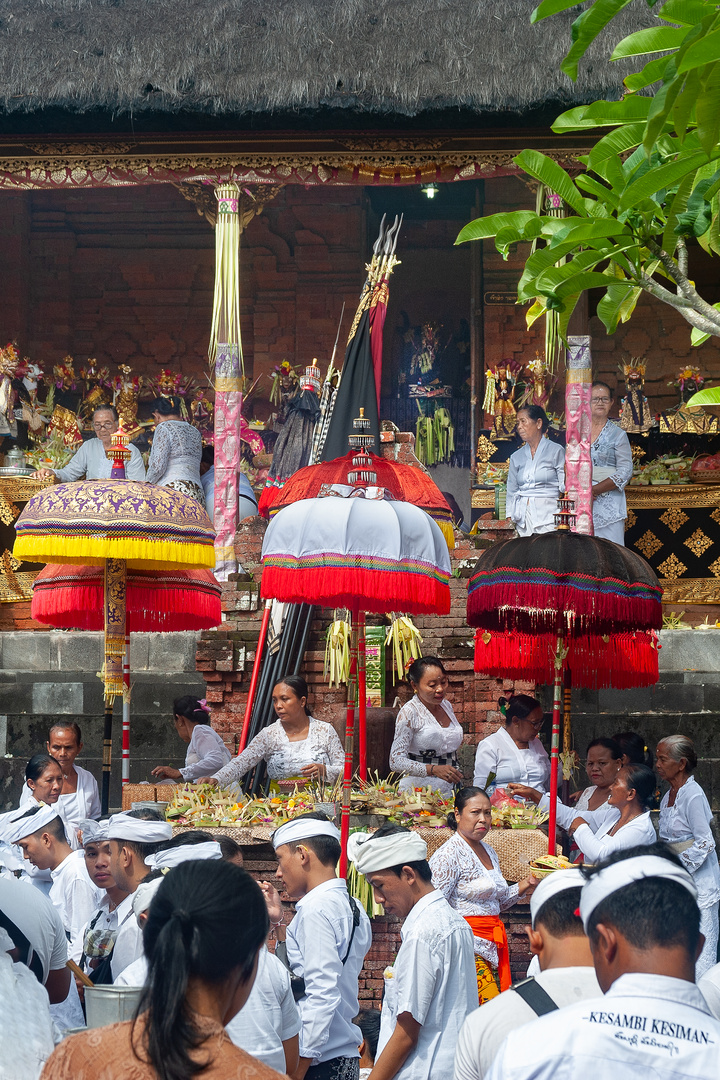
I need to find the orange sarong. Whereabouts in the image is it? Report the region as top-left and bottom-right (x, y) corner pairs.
(464, 915), (512, 993)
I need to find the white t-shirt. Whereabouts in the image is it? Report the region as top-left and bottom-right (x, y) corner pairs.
(454, 966), (601, 1080)
(0, 936), (58, 1078)
(110, 892), (141, 981)
(49, 849), (103, 963)
(226, 949), (300, 1072)
(485, 973), (720, 1080)
(473, 727), (550, 793)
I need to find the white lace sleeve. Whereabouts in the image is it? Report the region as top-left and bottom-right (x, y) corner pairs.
(145, 422), (171, 484)
(679, 788), (717, 873)
(389, 706), (427, 777)
(323, 725), (345, 784)
(429, 840), (462, 903)
(486, 845), (520, 910)
(211, 728), (270, 786)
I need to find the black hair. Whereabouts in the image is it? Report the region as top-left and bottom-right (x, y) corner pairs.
(613, 731), (653, 769)
(582, 842), (700, 955)
(48, 721), (82, 745)
(355, 1008), (381, 1063)
(14, 805), (66, 842)
(516, 404), (550, 433)
(407, 656), (446, 686)
(499, 694), (543, 726)
(586, 737), (622, 760)
(25, 753), (62, 784)
(93, 403), (119, 422)
(217, 835), (243, 863)
(533, 886), (585, 938)
(200, 445), (215, 466)
(156, 830), (215, 853)
(592, 380), (615, 398)
(273, 674), (311, 716)
(173, 695), (211, 727)
(447, 786), (490, 832)
(366, 823), (432, 882)
(137, 860), (268, 1080)
(277, 811), (341, 867)
(152, 395), (182, 417)
(120, 808), (166, 861)
(620, 763), (656, 810)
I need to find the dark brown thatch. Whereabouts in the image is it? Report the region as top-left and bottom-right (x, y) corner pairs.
(0, 0), (652, 118)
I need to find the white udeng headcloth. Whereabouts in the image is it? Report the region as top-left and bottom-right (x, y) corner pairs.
(347, 830), (427, 875)
(530, 869), (584, 928)
(145, 841), (222, 870)
(79, 819), (109, 845)
(132, 876), (164, 918)
(272, 818), (341, 851)
(107, 812), (173, 844)
(5, 803), (61, 844)
(579, 854), (697, 932)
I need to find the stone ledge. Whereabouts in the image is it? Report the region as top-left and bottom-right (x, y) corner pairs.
(0, 630), (202, 673)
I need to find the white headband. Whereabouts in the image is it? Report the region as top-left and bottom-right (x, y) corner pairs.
(530, 869), (584, 928)
(580, 855), (697, 932)
(5, 804), (61, 844)
(107, 812), (173, 845)
(347, 830), (427, 876)
(272, 818), (341, 850)
(79, 819), (109, 845)
(132, 876), (164, 918)
(146, 841), (222, 870)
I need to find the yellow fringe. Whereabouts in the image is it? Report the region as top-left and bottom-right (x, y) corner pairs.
(13, 534), (216, 571)
(439, 520), (456, 551)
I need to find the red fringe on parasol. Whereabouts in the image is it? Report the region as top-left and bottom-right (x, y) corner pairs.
(473, 629), (659, 690)
(32, 564), (221, 632)
(260, 563), (451, 617)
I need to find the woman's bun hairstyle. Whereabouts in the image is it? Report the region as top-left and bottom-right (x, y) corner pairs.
(517, 404), (549, 433)
(152, 395), (182, 416)
(499, 694), (543, 725)
(407, 656), (446, 686)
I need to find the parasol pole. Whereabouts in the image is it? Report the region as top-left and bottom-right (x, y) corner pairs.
(121, 634), (130, 785)
(339, 603), (359, 878)
(565, 336), (593, 536)
(561, 669), (572, 804)
(102, 557), (127, 814)
(357, 610), (367, 782)
(239, 598), (273, 754)
(548, 633), (567, 855)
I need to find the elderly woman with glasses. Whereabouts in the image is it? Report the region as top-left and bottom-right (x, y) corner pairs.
(589, 381), (633, 545)
(34, 404), (146, 483)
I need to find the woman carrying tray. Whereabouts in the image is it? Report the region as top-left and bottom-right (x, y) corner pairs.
(429, 787), (539, 1004)
(199, 675), (344, 789)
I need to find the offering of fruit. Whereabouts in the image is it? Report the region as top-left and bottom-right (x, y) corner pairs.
(528, 854), (575, 878)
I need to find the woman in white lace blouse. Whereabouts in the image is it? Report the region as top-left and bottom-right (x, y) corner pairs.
(146, 395), (205, 507)
(389, 657), (464, 795)
(429, 787), (538, 1003)
(199, 675), (345, 788)
(656, 735), (720, 977)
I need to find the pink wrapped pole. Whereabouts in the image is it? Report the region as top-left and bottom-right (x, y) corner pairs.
(210, 183), (244, 580)
(565, 335), (593, 535)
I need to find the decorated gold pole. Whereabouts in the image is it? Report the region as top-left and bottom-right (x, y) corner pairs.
(101, 557), (127, 814)
(210, 183), (244, 580)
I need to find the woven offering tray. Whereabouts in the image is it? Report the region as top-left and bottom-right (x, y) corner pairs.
(171, 824), (263, 845)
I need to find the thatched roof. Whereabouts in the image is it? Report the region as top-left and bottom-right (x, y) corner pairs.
(0, 0), (651, 122)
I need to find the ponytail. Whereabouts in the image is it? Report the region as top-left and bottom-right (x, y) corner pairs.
(136, 860), (268, 1080)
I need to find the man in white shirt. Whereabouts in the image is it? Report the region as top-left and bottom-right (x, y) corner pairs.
(262, 812), (372, 1080)
(454, 870), (600, 1080)
(35, 404), (146, 483)
(348, 823), (477, 1080)
(106, 809), (172, 981)
(698, 960), (720, 1018)
(10, 804), (102, 963)
(486, 842), (720, 1080)
(20, 722), (101, 828)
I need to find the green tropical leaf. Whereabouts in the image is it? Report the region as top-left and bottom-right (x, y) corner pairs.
(687, 382), (720, 403)
(554, 271), (635, 298)
(455, 211), (542, 246)
(696, 72), (720, 155)
(619, 150), (709, 209)
(531, 0), (587, 23)
(658, 1), (715, 28)
(624, 54), (675, 91)
(677, 25), (720, 72)
(513, 150), (587, 213)
(611, 25), (689, 57)
(587, 124), (646, 171)
(672, 66), (700, 138)
(575, 174), (621, 209)
(553, 97), (652, 132)
(525, 298), (548, 329)
(562, 0), (643, 81)
(550, 219), (630, 244)
(596, 280), (642, 333)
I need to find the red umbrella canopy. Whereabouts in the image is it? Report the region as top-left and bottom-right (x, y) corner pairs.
(467, 532), (662, 636)
(259, 448), (455, 547)
(473, 628), (659, 690)
(32, 564), (221, 632)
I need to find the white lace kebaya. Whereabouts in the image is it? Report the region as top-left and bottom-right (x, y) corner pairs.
(389, 696), (463, 794)
(212, 718), (345, 786)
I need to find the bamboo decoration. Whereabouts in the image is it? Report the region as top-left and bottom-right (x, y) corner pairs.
(565, 336), (594, 535)
(210, 183), (244, 580)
